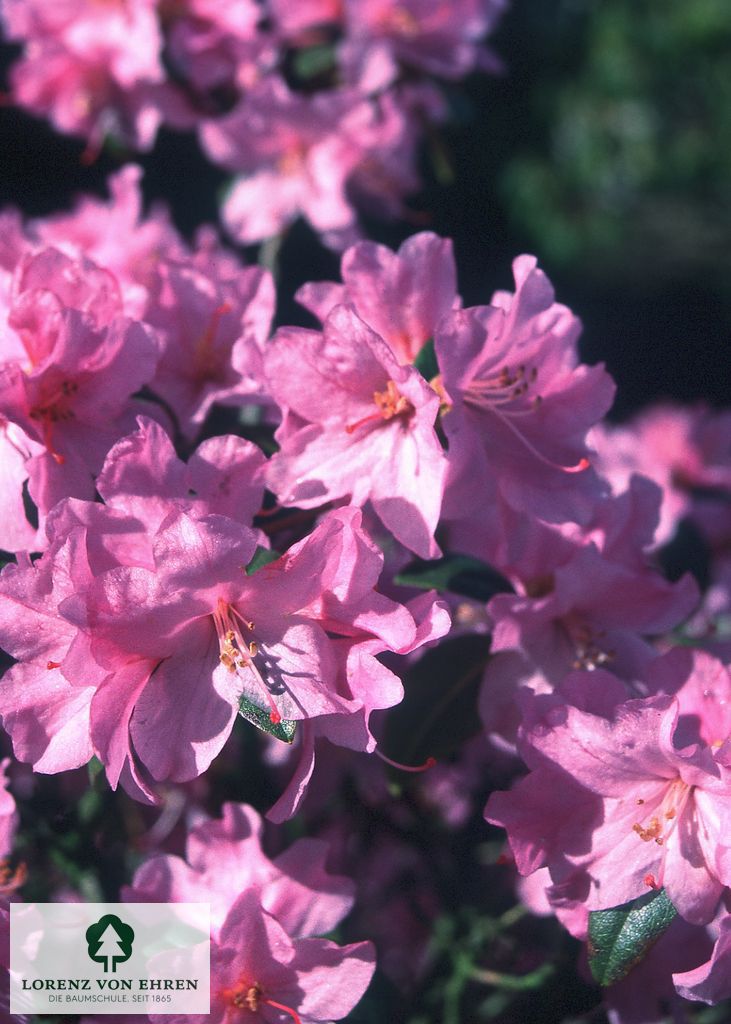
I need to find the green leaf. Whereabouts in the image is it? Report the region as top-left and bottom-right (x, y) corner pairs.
(245, 546), (281, 575)
(293, 43), (337, 81)
(238, 695), (296, 744)
(413, 338), (439, 381)
(395, 554), (513, 603)
(588, 888), (678, 986)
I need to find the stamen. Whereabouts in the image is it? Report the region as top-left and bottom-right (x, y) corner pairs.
(375, 749), (436, 773)
(47, 661), (61, 670)
(631, 779), (692, 848)
(465, 364), (591, 474)
(643, 874), (659, 890)
(345, 380), (414, 434)
(213, 600), (282, 725)
(491, 404), (590, 473)
(263, 998), (302, 1024)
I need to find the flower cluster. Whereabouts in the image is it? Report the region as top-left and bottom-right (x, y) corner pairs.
(0, 161), (729, 1022)
(1, 0), (506, 245)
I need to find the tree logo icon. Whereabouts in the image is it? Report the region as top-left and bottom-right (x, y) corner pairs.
(85, 915), (135, 973)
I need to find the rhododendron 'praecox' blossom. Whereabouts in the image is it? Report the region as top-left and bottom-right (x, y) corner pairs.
(296, 230), (460, 365)
(486, 651), (731, 928)
(0, 247), (160, 537)
(591, 403), (731, 548)
(437, 255), (615, 552)
(121, 803), (375, 1023)
(265, 304), (447, 559)
(478, 478), (700, 747)
(0, 421), (448, 809)
(1, 0), (165, 150)
(201, 78), (377, 245)
(144, 256), (275, 439)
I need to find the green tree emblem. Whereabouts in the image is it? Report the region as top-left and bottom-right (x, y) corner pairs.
(85, 914), (135, 973)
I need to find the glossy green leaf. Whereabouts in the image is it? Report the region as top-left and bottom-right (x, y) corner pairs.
(395, 553), (513, 603)
(588, 888), (678, 986)
(413, 338), (439, 381)
(238, 695), (296, 744)
(245, 546), (281, 575)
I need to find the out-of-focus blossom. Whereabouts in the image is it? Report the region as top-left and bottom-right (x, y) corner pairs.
(591, 404), (731, 548)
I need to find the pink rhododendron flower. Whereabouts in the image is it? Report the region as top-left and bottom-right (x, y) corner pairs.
(592, 403), (731, 548)
(487, 651), (731, 926)
(200, 78), (382, 244)
(123, 803), (375, 1023)
(0, 468), (445, 807)
(478, 479), (699, 746)
(145, 256), (274, 438)
(32, 165), (186, 320)
(126, 802), (355, 938)
(265, 304), (448, 558)
(0, 417), (265, 788)
(341, 0), (506, 80)
(191, 889), (374, 1024)
(0, 247), (160, 530)
(297, 231), (459, 364)
(2, 0), (165, 150)
(437, 255), (615, 542)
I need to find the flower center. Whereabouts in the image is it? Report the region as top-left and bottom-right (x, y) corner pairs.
(345, 379), (414, 435)
(212, 599), (282, 724)
(563, 616), (615, 671)
(192, 302), (233, 378)
(464, 362), (589, 475)
(28, 378), (79, 464)
(632, 777), (692, 847)
(224, 979), (302, 1023)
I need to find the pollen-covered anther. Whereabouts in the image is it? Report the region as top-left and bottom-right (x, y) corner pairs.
(213, 599), (282, 724)
(345, 379), (414, 434)
(633, 816), (663, 843)
(225, 978), (302, 1022)
(465, 362), (591, 473)
(632, 779), (691, 846)
(238, 982), (261, 1011)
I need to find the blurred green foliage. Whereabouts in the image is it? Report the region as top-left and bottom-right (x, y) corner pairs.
(502, 0), (731, 279)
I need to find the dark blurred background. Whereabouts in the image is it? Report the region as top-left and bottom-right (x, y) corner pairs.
(1, 0), (729, 415)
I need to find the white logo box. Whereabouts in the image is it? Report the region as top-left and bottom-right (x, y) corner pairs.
(10, 902), (210, 1015)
